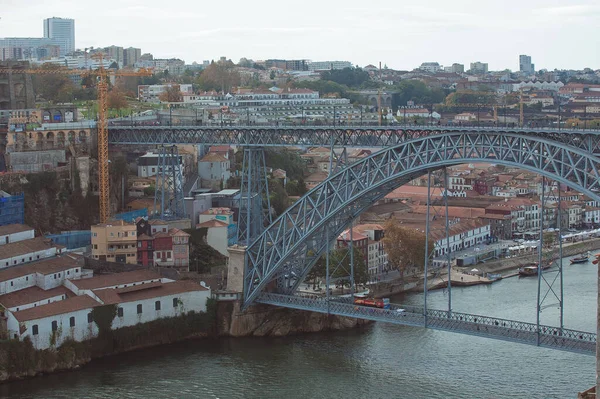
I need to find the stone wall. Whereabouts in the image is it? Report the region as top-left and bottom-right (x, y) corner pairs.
(7, 149), (66, 173)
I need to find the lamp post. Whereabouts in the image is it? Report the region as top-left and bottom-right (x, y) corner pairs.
(169, 104), (172, 126)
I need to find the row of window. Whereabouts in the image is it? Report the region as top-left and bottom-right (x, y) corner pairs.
(4, 253), (44, 267)
(30, 298), (182, 336)
(8, 268), (79, 287)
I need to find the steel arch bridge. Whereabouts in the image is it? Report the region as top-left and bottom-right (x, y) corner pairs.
(241, 132), (600, 354)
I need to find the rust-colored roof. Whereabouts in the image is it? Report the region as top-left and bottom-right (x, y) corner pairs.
(0, 255), (81, 282)
(0, 285), (74, 308)
(94, 280), (208, 305)
(0, 224), (33, 237)
(12, 295), (100, 322)
(168, 227), (190, 237)
(197, 220), (228, 228)
(0, 237), (55, 260)
(200, 153), (228, 162)
(209, 145), (230, 153)
(138, 234), (154, 240)
(69, 270), (162, 291)
(410, 205), (485, 219)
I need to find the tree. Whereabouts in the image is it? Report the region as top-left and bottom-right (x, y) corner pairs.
(382, 220), (429, 283)
(195, 62), (240, 92)
(32, 64), (76, 103)
(269, 70), (276, 80)
(321, 67), (370, 87)
(331, 246), (368, 289)
(269, 179), (289, 217)
(158, 84), (183, 102)
(107, 88), (128, 110)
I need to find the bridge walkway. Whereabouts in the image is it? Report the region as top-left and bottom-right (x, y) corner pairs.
(256, 293), (596, 356)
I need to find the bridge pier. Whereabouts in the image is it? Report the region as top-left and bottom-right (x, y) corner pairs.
(227, 245), (246, 293)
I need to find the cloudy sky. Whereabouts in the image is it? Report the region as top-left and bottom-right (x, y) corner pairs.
(1, 0), (599, 70)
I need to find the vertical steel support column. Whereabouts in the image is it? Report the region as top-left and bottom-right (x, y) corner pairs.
(350, 226), (355, 295)
(326, 227), (331, 314)
(443, 167), (452, 314)
(153, 145), (184, 219)
(238, 147), (271, 245)
(537, 177), (545, 345)
(558, 185), (564, 330)
(424, 171), (431, 325)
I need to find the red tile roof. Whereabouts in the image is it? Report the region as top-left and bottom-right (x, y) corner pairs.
(0, 236), (56, 260)
(200, 153), (228, 162)
(69, 270), (162, 291)
(0, 224), (33, 236)
(12, 295), (100, 322)
(0, 255), (81, 282)
(94, 280), (208, 305)
(197, 220), (228, 228)
(0, 285), (74, 308)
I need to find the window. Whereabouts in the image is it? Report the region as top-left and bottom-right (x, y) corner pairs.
(10, 281), (13, 287)
(26, 276), (28, 281)
(54, 274), (57, 279)
(32, 325), (38, 335)
(69, 317), (75, 327)
(155, 301), (161, 310)
(51, 321), (58, 332)
(173, 298), (178, 308)
(138, 241), (142, 248)
(137, 304), (143, 314)
(118, 307), (124, 317)
(87, 313), (93, 323)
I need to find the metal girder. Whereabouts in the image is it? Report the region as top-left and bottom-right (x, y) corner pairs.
(108, 126), (600, 153)
(257, 293), (596, 355)
(243, 132), (600, 308)
(153, 145), (185, 219)
(238, 147), (271, 245)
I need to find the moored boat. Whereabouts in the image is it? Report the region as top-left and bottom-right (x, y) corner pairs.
(518, 263), (551, 277)
(570, 255), (589, 264)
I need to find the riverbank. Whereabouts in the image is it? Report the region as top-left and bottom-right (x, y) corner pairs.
(368, 237), (600, 297)
(0, 297), (369, 384)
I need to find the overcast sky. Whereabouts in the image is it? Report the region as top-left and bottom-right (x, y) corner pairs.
(1, 0), (599, 71)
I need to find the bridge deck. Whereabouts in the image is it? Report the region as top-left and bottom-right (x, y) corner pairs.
(256, 293), (596, 356)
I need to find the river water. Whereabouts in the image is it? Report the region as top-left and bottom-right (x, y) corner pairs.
(1, 261), (596, 399)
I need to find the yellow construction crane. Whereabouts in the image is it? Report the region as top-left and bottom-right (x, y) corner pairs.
(0, 58), (152, 223)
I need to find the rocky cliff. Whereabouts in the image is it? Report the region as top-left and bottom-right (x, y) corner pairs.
(217, 301), (370, 337)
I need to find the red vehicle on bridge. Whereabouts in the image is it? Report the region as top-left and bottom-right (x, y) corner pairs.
(353, 296), (390, 309)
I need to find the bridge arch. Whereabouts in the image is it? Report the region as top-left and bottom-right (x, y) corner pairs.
(243, 132), (600, 307)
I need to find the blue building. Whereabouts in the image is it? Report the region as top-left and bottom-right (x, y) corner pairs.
(0, 191), (24, 226)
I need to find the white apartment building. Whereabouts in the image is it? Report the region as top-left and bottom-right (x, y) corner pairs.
(308, 61), (352, 71)
(137, 152), (185, 179)
(198, 153), (231, 189)
(434, 221), (491, 257)
(4, 268), (211, 350)
(138, 84), (193, 102)
(43, 17), (75, 57)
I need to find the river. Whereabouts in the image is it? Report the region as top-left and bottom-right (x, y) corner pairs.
(0, 260), (596, 399)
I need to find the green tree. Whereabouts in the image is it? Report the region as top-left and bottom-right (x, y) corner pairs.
(321, 67), (370, 87)
(32, 64), (76, 103)
(269, 70), (276, 80)
(269, 179), (289, 217)
(382, 220), (429, 283)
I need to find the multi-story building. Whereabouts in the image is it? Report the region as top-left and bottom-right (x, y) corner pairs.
(137, 151), (185, 179)
(308, 60), (352, 71)
(43, 17), (75, 56)
(104, 45), (124, 66)
(198, 153), (231, 189)
(445, 63), (464, 73)
(137, 84), (193, 102)
(153, 232), (174, 267)
(124, 47), (141, 67)
(137, 234), (154, 267)
(0, 38), (60, 61)
(469, 61), (488, 74)
(91, 221), (137, 264)
(419, 62), (442, 73)
(336, 229), (369, 267)
(170, 228), (190, 269)
(354, 224), (387, 276)
(519, 55), (534, 75)
(0, 61), (35, 110)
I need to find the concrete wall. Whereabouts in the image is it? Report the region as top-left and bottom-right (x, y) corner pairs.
(110, 290), (210, 329)
(0, 230), (34, 245)
(226, 246), (245, 293)
(76, 157), (90, 195)
(7, 150), (66, 172)
(207, 226), (229, 256)
(8, 308), (98, 349)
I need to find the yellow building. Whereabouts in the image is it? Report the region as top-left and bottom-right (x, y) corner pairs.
(91, 220), (137, 264)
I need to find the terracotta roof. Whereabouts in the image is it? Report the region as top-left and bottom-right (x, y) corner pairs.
(168, 227), (190, 237)
(200, 153), (228, 162)
(197, 220), (228, 228)
(410, 205), (485, 219)
(338, 229), (369, 241)
(354, 223), (385, 233)
(0, 237), (55, 260)
(12, 295), (100, 322)
(209, 146), (230, 153)
(0, 224), (33, 236)
(0, 255), (81, 282)
(93, 280), (208, 305)
(0, 285), (74, 309)
(69, 270), (162, 291)
(149, 219), (168, 225)
(138, 234), (154, 240)
(385, 186), (443, 199)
